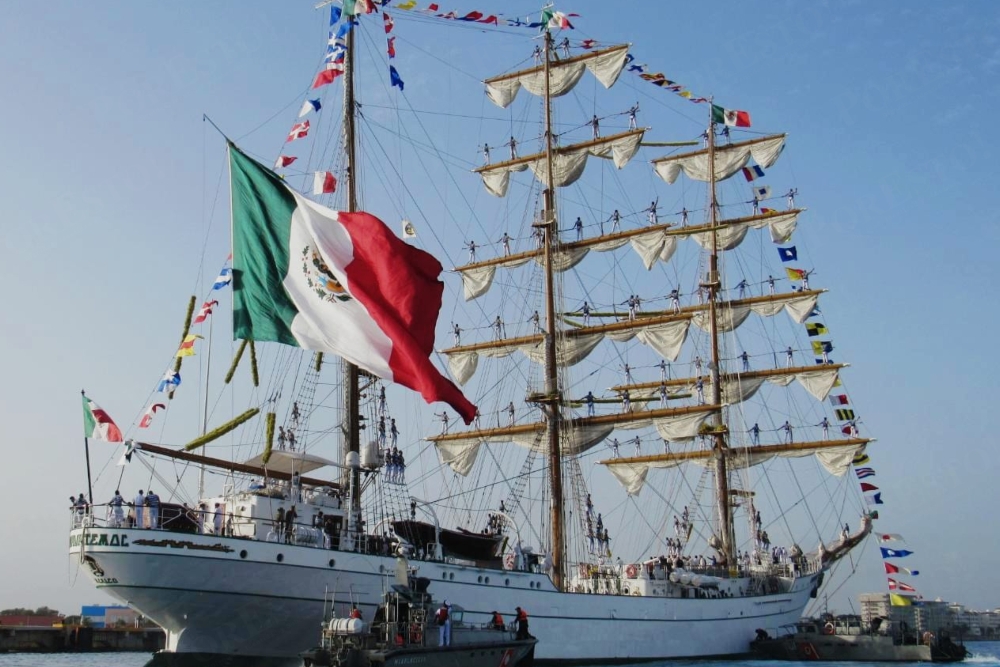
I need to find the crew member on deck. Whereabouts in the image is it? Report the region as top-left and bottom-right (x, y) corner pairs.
(110, 490), (124, 527)
(515, 607), (532, 640)
(436, 601), (452, 646)
(134, 490), (145, 529)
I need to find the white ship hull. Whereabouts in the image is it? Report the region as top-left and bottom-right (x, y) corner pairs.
(70, 527), (820, 664)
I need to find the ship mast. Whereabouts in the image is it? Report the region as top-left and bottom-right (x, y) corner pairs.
(343, 22), (362, 516)
(540, 29), (565, 590)
(705, 103), (734, 564)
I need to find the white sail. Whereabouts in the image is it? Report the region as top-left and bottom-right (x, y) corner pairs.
(485, 45), (630, 108)
(605, 440), (870, 495)
(431, 406), (716, 476)
(457, 211), (802, 300)
(652, 134), (786, 185)
(477, 130), (645, 197)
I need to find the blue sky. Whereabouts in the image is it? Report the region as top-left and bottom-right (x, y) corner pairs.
(1, 1), (998, 616)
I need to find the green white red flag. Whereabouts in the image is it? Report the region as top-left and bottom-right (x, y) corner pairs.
(82, 394), (123, 442)
(711, 104), (751, 128)
(228, 143), (476, 423)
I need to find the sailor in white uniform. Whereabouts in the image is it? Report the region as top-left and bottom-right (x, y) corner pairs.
(133, 490), (145, 529)
(110, 490), (125, 528)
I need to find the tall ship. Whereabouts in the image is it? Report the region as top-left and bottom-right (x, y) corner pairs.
(69, 3), (878, 665)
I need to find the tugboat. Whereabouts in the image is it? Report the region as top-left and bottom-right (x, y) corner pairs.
(302, 558), (536, 667)
(750, 617), (967, 663)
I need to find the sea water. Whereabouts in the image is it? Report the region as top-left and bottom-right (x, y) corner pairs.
(2, 642), (998, 667)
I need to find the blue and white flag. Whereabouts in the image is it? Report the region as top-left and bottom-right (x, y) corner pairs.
(329, 5), (342, 25)
(298, 98), (322, 117)
(881, 547), (913, 559)
(753, 185), (772, 201)
(778, 246), (798, 262)
(157, 369), (181, 394)
(213, 266), (232, 290)
(865, 492), (884, 505)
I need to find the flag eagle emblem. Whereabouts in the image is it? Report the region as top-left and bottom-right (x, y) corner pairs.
(302, 246), (353, 303)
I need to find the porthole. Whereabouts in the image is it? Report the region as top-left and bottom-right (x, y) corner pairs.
(485, 576), (490, 584)
(239, 550), (248, 559)
(379, 565), (385, 573)
(477, 576), (483, 583)
(442, 573), (448, 580)
(449, 572), (455, 580)
(505, 579), (510, 586)
(328, 559), (336, 568)
(277, 553), (284, 562)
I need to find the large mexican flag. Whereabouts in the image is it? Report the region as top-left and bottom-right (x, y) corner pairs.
(229, 143), (475, 423)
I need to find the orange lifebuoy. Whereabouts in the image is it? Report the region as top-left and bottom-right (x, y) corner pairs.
(626, 563), (638, 579)
(823, 622), (835, 635)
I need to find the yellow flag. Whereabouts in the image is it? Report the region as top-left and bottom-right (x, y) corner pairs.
(890, 593), (912, 607)
(679, 91), (692, 99)
(397, 0), (417, 8)
(176, 334), (203, 358)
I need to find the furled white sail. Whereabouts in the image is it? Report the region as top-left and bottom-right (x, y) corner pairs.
(652, 135), (786, 185)
(605, 441), (867, 495)
(485, 45), (630, 109)
(456, 211), (801, 301)
(478, 130), (645, 197)
(690, 292), (820, 332)
(433, 423), (614, 475)
(444, 320), (690, 385)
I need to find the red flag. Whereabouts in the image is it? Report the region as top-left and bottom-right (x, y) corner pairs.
(312, 68), (342, 89)
(286, 120), (310, 142)
(193, 300), (219, 325)
(387, 36), (396, 59)
(274, 156), (297, 169)
(477, 15), (498, 24)
(884, 562), (900, 574)
(312, 171), (337, 195)
(888, 578), (916, 593)
(829, 394), (849, 405)
(383, 12), (394, 33)
(860, 482), (879, 493)
(139, 403), (166, 429)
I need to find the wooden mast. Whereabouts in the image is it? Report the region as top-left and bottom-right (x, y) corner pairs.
(705, 102), (735, 565)
(343, 22), (362, 516)
(540, 29), (565, 590)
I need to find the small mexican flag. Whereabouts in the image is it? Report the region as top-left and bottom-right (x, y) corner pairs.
(228, 143), (476, 423)
(82, 394), (123, 442)
(712, 104), (751, 128)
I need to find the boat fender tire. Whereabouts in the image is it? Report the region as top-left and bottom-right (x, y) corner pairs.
(625, 564), (638, 579)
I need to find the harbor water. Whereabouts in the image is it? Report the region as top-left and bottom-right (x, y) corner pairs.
(1, 641), (998, 667)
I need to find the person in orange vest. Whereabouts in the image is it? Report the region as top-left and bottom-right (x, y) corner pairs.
(515, 606), (532, 640)
(490, 611), (505, 631)
(349, 606), (363, 620)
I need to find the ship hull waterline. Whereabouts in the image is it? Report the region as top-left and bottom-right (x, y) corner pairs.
(70, 528), (819, 664)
